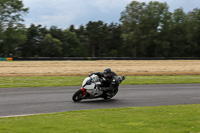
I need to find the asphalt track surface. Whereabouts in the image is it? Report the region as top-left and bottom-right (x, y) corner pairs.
(1, 84), (200, 117)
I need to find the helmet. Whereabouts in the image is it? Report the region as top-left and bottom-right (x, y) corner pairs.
(103, 68), (111, 78)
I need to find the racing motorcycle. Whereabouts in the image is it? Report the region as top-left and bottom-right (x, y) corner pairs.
(72, 74), (125, 102)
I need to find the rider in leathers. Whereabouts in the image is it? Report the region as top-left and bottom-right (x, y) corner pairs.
(89, 68), (123, 98)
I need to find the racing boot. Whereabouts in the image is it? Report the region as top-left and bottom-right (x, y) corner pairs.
(102, 91), (111, 100)
(100, 87), (112, 99)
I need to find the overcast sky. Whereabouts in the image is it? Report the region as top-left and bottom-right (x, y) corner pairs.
(22, 0), (200, 29)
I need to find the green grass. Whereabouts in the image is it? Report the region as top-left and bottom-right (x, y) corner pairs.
(124, 75), (200, 84)
(0, 76), (85, 88)
(1, 104), (200, 133)
(0, 75), (200, 88)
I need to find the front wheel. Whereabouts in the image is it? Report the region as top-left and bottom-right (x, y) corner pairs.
(72, 89), (84, 102)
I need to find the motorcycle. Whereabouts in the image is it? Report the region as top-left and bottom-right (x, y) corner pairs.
(72, 74), (125, 102)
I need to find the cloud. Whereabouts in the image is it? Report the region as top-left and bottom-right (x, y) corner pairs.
(89, 0), (132, 13)
(136, 0), (200, 12)
(22, 0), (146, 28)
(23, 0), (90, 28)
(22, 0), (200, 28)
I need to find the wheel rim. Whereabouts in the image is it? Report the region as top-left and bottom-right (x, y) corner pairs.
(75, 93), (83, 101)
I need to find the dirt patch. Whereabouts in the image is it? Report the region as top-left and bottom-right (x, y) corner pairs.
(0, 60), (200, 77)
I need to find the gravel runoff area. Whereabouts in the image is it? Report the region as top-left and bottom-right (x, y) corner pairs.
(0, 60), (200, 77)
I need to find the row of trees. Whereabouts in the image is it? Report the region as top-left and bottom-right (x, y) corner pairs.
(1, 0), (200, 57)
(18, 22), (123, 57)
(120, 1), (200, 57)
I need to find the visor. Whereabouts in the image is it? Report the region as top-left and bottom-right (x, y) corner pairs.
(104, 73), (110, 77)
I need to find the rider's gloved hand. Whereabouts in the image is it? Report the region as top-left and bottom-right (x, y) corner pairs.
(99, 77), (106, 82)
(99, 78), (103, 82)
(88, 73), (93, 77)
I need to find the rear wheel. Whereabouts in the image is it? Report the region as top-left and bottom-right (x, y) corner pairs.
(72, 89), (84, 102)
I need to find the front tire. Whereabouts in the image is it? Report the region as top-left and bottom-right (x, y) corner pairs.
(72, 89), (84, 102)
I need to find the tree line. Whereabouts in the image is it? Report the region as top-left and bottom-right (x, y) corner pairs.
(1, 0), (200, 57)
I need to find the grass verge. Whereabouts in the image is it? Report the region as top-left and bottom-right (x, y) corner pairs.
(0, 104), (200, 133)
(0, 75), (200, 88)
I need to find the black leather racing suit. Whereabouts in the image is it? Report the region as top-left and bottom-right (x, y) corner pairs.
(91, 71), (120, 94)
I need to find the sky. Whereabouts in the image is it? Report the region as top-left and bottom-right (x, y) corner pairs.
(22, 0), (200, 29)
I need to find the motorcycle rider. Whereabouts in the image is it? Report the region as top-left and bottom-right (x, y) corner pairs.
(89, 67), (125, 98)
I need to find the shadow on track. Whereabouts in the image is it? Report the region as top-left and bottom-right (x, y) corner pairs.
(74, 98), (119, 104)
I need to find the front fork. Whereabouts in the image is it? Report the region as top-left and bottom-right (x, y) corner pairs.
(81, 87), (87, 97)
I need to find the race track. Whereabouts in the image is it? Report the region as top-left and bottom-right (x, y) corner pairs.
(1, 84), (200, 117)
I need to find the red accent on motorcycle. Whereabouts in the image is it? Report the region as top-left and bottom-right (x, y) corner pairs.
(81, 87), (87, 97)
(81, 87), (86, 91)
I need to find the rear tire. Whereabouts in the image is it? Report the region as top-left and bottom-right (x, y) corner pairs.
(72, 89), (84, 102)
